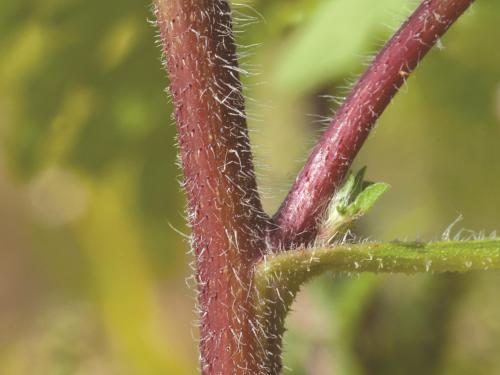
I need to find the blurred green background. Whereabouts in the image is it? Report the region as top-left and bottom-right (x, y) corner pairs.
(0, 0), (499, 374)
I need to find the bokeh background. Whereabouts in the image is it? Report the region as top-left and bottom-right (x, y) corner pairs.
(0, 0), (499, 374)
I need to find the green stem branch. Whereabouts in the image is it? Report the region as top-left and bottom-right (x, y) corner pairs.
(254, 239), (500, 371)
(258, 240), (500, 289)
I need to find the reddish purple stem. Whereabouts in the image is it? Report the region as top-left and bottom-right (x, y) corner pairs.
(271, 0), (474, 249)
(156, 0), (475, 373)
(155, 1), (269, 373)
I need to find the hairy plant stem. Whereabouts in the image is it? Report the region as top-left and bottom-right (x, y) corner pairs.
(155, 0), (476, 374)
(155, 1), (269, 373)
(272, 0), (475, 249)
(254, 239), (500, 367)
(258, 240), (500, 289)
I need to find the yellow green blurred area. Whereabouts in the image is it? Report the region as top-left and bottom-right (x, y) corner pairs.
(0, 0), (499, 374)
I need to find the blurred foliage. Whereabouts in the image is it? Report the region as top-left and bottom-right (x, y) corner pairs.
(273, 0), (413, 95)
(0, 0), (499, 374)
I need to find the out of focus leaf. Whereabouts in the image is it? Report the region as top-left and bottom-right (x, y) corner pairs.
(274, 0), (415, 94)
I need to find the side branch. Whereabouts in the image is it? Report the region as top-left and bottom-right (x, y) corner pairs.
(272, 0), (474, 249)
(254, 238), (499, 373)
(257, 240), (500, 294)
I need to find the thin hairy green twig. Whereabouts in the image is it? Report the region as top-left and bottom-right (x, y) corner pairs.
(257, 239), (500, 296)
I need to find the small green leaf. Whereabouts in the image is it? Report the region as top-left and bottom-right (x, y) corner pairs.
(317, 168), (389, 244)
(344, 182), (390, 217)
(335, 167), (366, 214)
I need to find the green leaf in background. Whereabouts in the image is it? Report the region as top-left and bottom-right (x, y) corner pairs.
(274, 0), (415, 95)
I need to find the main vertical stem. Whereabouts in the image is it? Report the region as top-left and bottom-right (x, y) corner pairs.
(155, 1), (268, 373)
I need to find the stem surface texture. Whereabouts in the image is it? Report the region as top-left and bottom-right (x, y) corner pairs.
(156, 1), (268, 373)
